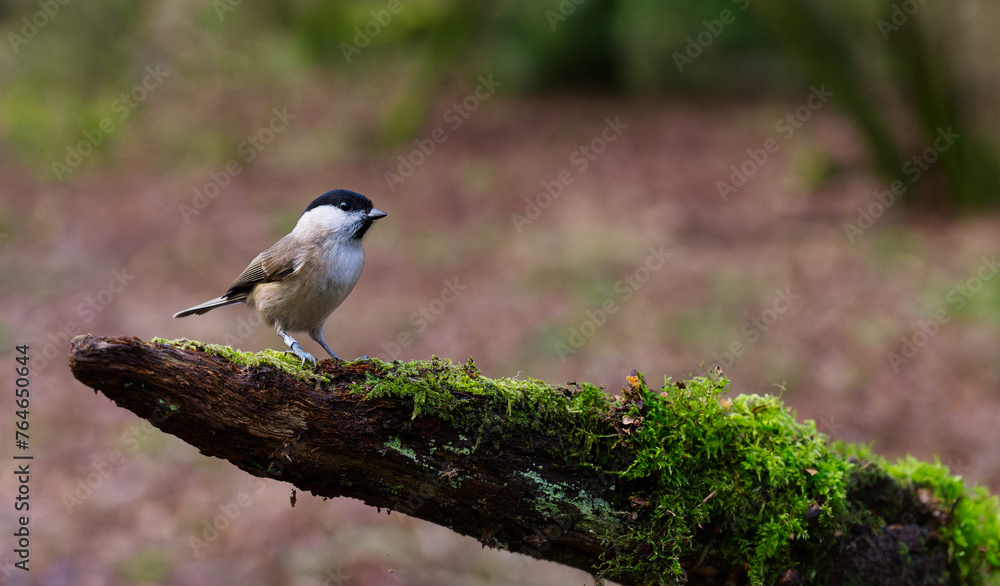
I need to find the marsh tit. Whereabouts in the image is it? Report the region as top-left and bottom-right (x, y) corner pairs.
(173, 189), (387, 365)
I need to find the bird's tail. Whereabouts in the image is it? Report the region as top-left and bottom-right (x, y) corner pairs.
(173, 295), (245, 318)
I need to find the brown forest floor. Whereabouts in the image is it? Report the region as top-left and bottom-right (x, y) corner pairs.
(1, 88), (999, 585)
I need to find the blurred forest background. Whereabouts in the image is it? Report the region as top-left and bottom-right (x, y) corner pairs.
(1, 1), (999, 584)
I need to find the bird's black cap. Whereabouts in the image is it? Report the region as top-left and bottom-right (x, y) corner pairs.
(303, 189), (375, 215)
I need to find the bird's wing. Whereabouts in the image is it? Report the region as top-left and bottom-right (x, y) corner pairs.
(223, 238), (302, 298)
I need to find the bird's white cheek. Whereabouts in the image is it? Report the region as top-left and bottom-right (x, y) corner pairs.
(296, 207), (355, 235)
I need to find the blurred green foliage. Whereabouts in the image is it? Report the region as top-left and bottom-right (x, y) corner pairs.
(117, 546), (173, 583)
(1, 0), (997, 209)
(1, 0), (145, 162)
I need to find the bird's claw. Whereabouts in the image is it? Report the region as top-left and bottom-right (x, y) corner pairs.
(288, 342), (317, 368)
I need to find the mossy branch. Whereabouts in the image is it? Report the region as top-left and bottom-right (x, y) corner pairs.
(68, 335), (1000, 585)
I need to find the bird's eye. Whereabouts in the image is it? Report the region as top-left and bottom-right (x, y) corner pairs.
(339, 202), (351, 211)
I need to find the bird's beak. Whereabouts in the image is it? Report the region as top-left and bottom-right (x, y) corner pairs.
(368, 209), (387, 220)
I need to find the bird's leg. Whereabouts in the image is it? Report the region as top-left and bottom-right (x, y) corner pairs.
(309, 325), (340, 360)
(277, 327), (316, 366)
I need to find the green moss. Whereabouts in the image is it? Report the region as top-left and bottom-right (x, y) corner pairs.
(350, 355), (1000, 583)
(604, 375), (1000, 586)
(156, 398), (180, 413)
(441, 442), (472, 456)
(355, 356), (614, 465)
(384, 436), (418, 462)
(886, 455), (1000, 583)
(600, 374), (856, 584)
(151, 337), (331, 385)
(158, 339), (1000, 583)
(381, 479), (403, 496)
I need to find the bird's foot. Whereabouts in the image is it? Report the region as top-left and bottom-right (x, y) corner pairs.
(287, 342), (316, 367)
(279, 330), (317, 367)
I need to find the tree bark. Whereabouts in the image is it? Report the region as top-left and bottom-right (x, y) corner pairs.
(68, 335), (968, 585)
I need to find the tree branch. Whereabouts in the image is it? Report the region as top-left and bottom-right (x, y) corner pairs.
(68, 335), (999, 585)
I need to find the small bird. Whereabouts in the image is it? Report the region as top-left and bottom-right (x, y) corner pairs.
(173, 189), (386, 365)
